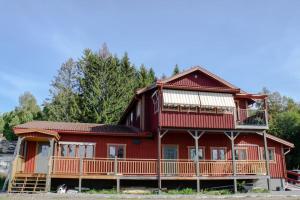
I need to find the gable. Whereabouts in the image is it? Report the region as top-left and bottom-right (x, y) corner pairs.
(166, 71), (231, 89)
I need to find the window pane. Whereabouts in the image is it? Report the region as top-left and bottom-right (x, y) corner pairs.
(69, 144), (76, 157)
(199, 149), (204, 160)
(190, 148), (196, 160)
(78, 145), (85, 158)
(117, 146), (124, 158)
(61, 144), (68, 157)
(240, 149), (247, 160)
(269, 149), (274, 161)
(234, 149), (239, 160)
(212, 149), (218, 160)
(219, 149), (225, 160)
(109, 146), (116, 158)
(86, 145), (94, 158)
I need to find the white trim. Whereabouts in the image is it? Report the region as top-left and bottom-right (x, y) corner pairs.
(59, 141), (96, 146)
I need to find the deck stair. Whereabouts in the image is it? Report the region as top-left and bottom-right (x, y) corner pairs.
(9, 174), (47, 193)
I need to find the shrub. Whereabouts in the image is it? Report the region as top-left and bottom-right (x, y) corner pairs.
(167, 188), (195, 194)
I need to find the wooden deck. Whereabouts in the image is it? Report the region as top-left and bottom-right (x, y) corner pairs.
(48, 157), (267, 179)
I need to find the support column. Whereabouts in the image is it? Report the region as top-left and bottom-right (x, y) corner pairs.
(263, 131), (271, 191)
(194, 131), (200, 193)
(157, 129), (162, 193)
(188, 130), (204, 193)
(230, 132), (237, 193)
(116, 178), (120, 193)
(225, 132), (239, 193)
(79, 157), (83, 192)
(46, 138), (55, 192)
(157, 129), (168, 193)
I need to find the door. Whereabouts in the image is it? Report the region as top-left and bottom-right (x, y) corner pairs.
(35, 142), (50, 173)
(162, 145), (178, 175)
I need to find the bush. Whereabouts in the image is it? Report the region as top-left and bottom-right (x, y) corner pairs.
(251, 188), (269, 193)
(203, 189), (232, 195)
(85, 189), (117, 194)
(167, 188), (195, 194)
(0, 176), (5, 189)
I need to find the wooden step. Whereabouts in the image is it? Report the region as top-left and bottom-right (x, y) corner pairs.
(9, 175), (47, 193)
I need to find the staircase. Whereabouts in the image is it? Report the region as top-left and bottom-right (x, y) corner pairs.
(9, 174), (47, 193)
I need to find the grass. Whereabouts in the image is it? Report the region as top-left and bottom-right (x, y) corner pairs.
(84, 189), (117, 194)
(167, 188), (195, 195)
(251, 188), (269, 193)
(202, 189), (232, 195)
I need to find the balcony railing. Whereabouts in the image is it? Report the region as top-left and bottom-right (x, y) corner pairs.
(50, 157), (267, 177)
(235, 109), (268, 128)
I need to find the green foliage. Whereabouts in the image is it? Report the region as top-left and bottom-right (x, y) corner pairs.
(2, 92), (42, 140)
(167, 188), (195, 194)
(43, 44), (156, 124)
(43, 58), (81, 122)
(202, 189), (232, 195)
(251, 188), (269, 193)
(85, 189), (117, 194)
(262, 87), (300, 169)
(0, 176), (4, 189)
(173, 64), (180, 75)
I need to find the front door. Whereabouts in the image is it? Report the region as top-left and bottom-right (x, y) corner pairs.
(35, 142), (50, 174)
(162, 145), (178, 175)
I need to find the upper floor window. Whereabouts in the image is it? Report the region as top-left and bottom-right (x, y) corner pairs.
(152, 91), (160, 113)
(108, 144), (126, 158)
(211, 147), (226, 160)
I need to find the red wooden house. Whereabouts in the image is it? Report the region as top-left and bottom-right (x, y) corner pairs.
(8, 66), (294, 193)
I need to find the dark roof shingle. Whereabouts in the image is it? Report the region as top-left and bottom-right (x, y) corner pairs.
(15, 121), (139, 134)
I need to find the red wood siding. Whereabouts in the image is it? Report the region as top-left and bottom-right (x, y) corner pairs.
(167, 71), (228, 88)
(59, 134), (157, 159)
(160, 111), (234, 129)
(161, 132), (285, 178)
(144, 92), (159, 132)
(24, 141), (36, 173)
(55, 132), (286, 178)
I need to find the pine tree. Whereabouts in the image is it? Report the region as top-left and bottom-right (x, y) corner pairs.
(43, 58), (81, 122)
(173, 64), (180, 75)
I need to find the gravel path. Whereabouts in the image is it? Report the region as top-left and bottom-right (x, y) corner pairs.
(1, 192), (300, 200)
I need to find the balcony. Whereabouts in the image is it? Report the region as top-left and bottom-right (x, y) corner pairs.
(235, 109), (268, 129)
(49, 157), (267, 179)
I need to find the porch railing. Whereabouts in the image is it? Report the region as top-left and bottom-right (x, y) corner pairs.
(236, 109), (267, 127)
(50, 157), (266, 177)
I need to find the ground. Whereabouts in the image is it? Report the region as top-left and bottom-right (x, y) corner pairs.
(1, 192), (300, 200)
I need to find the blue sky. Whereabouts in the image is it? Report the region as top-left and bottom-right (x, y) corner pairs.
(0, 0), (300, 112)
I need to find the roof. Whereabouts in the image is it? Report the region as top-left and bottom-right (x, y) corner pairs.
(262, 133), (294, 148)
(15, 121), (142, 136)
(160, 66), (240, 89)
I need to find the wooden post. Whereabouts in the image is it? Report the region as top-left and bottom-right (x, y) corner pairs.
(157, 129), (162, 193)
(188, 130), (204, 193)
(79, 157), (83, 192)
(116, 178), (120, 193)
(230, 132), (237, 193)
(114, 156), (118, 175)
(194, 131), (200, 193)
(263, 131), (271, 191)
(46, 139), (54, 192)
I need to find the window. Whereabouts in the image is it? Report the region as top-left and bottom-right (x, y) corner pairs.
(211, 147), (226, 160)
(200, 107), (217, 114)
(189, 147), (204, 160)
(152, 91), (159, 113)
(261, 147), (275, 161)
(234, 148), (247, 160)
(58, 142), (95, 158)
(108, 144), (126, 158)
